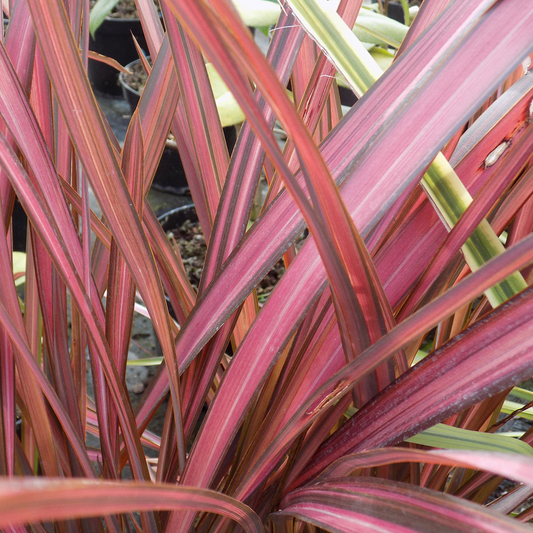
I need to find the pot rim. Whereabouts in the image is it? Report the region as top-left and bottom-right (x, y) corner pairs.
(119, 57), (145, 96)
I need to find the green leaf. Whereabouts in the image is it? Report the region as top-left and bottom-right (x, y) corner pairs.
(12, 251), (26, 287)
(354, 9), (408, 48)
(285, 0), (382, 98)
(89, 0), (120, 38)
(126, 357), (163, 366)
(501, 400), (533, 421)
(206, 63), (246, 127)
(406, 423), (533, 455)
(0, 478), (263, 533)
(231, 0), (281, 28)
(510, 387), (533, 402)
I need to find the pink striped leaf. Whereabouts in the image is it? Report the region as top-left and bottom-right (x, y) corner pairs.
(276, 478), (529, 533)
(134, 35), (180, 194)
(450, 74), (533, 189)
(296, 281), (533, 485)
(161, 0), (533, 510)
(135, 0), (164, 58)
(176, 10), (303, 445)
(181, 0), (390, 370)
(165, 0), (533, 379)
(0, 296), (96, 479)
(314, 448), (533, 487)
(235, 231), (533, 501)
(24, 0), (185, 481)
(163, 3), (229, 222)
(124, 1), (533, 509)
(0, 41), (104, 321)
(0, 131), (153, 482)
(87, 51), (132, 74)
(0, 478), (263, 533)
(0, 0), (35, 220)
(199, 8), (302, 289)
(160, 4), (399, 529)
(397, 0), (452, 55)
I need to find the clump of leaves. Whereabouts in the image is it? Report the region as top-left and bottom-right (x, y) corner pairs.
(2, 0), (533, 532)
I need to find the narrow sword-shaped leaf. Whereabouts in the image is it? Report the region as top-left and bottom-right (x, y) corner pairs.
(397, 123), (533, 319)
(177, 12), (305, 449)
(314, 448), (533, 487)
(199, 9), (303, 290)
(0, 478), (263, 533)
(0, 191), (59, 479)
(397, 0), (452, 54)
(277, 478), (530, 533)
(104, 112), (145, 469)
(392, 72), (533, 317)
(163, 6), (396, 530)
(24, 0), (184, 487)
(0, 298), (98, 479)
(297, 282), (533, 485)
(163, 6), (229, 223)
(135, 0), (165, 58)
(136, 35), (180, 195)
(237, 231), (533, 501)
(0, 40), (104, 317)
(0, 0), (35, 221)
(286, 0), (526, 307)
(406, 424), (533, 455)
(139, 0), (533, 496)
(0, 126), (155, 495)
(164, 0), (533, 379)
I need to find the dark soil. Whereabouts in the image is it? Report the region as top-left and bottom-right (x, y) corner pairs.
(172, 219), (304, 302)
(108, 0), (140, 19)
(90, 0), (158, 19)
(122, 58), (148, 92)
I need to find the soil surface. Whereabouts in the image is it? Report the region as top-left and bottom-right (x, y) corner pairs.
(172, 218), (304, 302)
(122, 58), (148, 92)
(90, 0), (158, 19)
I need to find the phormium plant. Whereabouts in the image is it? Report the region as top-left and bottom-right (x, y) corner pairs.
(2, 0), (533, 531)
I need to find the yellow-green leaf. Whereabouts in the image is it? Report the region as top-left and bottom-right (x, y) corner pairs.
(12, 251), (26, 287)
(502, 400), (533, 421)
(231, 0), (281, 28)
(354, 9), (408, 49)
(406, 423), (533, 455)
(206, 63), (245, 127)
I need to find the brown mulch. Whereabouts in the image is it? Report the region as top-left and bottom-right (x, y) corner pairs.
(122, 58), (148, 92)
(108, 0), (139, 19)
(172, 219), (304, 302)
(90, 0), (159, 20)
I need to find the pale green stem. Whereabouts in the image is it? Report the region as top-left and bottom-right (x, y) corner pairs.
(399, 0), (410, 25)
(424, 154), (526, 306)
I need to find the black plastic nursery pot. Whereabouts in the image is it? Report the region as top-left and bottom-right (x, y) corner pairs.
(157, 203), (197, 233)
(12, 198), (28, 253)
(157, 204), (197, 320)
(120, 59), (238, 196)
(371, 1), (405, 24)
(89, 17), (149, 95)
(338, 86), (358, 107)
(386, 2), (405, 24)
